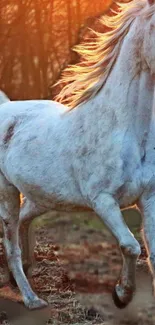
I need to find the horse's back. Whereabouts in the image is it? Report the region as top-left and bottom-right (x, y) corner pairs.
(0, 99), (67, 152)
(0, 99), (66, 120)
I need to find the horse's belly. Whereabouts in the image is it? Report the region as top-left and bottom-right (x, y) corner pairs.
(19, 182), (88, 210)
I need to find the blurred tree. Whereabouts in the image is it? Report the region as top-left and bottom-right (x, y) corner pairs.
(0, 0), (128, 100)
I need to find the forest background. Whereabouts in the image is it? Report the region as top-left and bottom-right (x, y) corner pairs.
(0, 0), (129, 101)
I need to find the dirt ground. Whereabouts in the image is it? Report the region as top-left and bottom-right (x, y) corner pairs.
(0, 210), (154, 325)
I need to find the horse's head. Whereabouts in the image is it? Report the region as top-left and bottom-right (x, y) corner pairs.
(143, 0), (155, 73)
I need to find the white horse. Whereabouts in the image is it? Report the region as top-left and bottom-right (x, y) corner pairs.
(1, 0), (155, 310)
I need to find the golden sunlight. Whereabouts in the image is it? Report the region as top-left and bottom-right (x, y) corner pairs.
(0, 0), (115, 100)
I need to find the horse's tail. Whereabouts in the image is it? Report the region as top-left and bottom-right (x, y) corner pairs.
(0, 90), (10, 105)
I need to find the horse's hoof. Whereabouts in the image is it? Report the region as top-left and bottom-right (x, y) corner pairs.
(112, 287), (129, 309)
(25, 298), (48, 310)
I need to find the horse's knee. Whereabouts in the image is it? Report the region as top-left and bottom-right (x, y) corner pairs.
(120, 239), (141, 257)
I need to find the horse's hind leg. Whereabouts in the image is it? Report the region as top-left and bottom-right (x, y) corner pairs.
(91, 193), (141, 308)
(19, 199), (48, 276)
(0, 172), (47, 309)
(138, 190), (155, 295)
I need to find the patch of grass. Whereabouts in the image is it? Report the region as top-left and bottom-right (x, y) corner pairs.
(32, 208), (142, 242)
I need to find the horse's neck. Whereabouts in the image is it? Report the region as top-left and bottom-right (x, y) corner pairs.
(71, 18), (155, 153)
(86, 18), (155, 147)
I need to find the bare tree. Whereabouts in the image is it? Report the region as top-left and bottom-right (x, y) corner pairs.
(0, 0), (123, 100)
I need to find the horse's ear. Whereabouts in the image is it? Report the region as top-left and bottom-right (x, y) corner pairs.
(148, 0), (155, 5)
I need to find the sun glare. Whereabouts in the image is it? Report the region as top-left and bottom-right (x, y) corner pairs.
(0, 0), (114, 100)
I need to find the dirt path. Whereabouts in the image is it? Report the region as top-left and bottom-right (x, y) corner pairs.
(0, 211), (154, 324)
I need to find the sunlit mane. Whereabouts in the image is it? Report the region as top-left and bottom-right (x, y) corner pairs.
(55, 0), (154, 109)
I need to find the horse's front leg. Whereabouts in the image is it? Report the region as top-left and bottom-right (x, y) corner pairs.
(91, 193), (141, 308)
(138, 189), (155, 294)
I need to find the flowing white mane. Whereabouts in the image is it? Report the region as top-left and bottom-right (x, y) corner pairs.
(55, 0), (155, 109)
